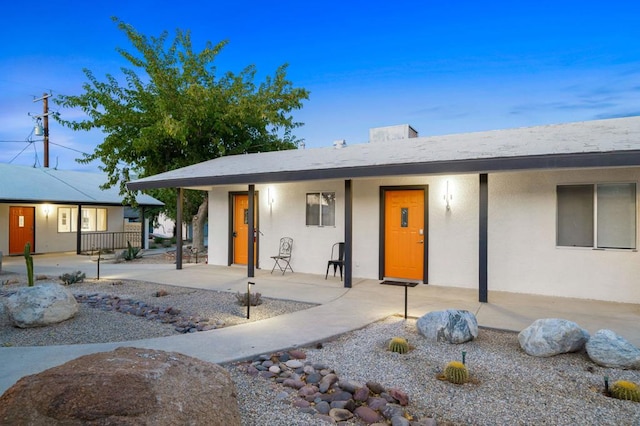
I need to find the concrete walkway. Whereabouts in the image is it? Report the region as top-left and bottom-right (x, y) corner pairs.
(1, 252), (639, 395)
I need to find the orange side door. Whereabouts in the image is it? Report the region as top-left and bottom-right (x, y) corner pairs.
(233, 195), (257, 265)
(233, 195), (249, 264)
(384, 190), (425, 280)
(9, 206), (35, 254)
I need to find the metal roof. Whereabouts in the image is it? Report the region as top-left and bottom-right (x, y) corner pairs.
(0, 163), (163, 206)
(128, 116), (640, 191)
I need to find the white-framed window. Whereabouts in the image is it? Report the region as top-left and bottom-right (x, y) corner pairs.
(557, 183), (636, 249)
(306, 192), (336, 226)
(57, 207), (108, 233)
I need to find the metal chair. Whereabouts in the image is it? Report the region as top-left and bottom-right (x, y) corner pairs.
(270, 237), (293, 274)
(325, 242), (345, 280)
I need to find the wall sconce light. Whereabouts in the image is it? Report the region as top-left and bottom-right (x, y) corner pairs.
(444, 181), (453, 211)
(267, 187), (275, 209)
(42, 204), (52, 218)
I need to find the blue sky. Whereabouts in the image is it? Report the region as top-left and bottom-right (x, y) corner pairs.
(1, 0), (639, 171)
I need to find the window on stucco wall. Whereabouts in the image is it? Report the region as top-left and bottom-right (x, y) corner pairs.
(57, 207), (108, 233)
(306, 192), (335, 226)
(557, 183), (636, 249)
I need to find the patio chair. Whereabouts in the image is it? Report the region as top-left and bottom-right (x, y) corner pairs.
(325, 242), (345, 281)
(270, 237), (294, 274)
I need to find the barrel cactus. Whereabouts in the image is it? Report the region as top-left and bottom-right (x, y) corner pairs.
(610, 380), (640, 402)
(444, 361), (469, 384)
(388, 337), (409, 354)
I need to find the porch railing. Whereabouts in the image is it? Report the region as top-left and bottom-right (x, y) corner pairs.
(81, 232), (142, 254)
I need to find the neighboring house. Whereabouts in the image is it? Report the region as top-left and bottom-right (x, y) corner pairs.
(0, 164), (163, 255)
(128, 117), (640, 304)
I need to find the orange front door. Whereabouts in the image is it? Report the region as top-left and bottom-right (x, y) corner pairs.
(384, 190), (425, 280)
(9, 206), (35, 255)
(233, 194), (256, 265)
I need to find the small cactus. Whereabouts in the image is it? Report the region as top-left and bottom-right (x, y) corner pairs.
(24, 242), (34, 287)
(444, 361), (469, 384)
(388, 337), (409, 354)
(610, 380), (640, 402)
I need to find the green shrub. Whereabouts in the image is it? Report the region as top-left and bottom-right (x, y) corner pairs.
(59, 271), (86, 285)
(122, 241), (142, 261)
(235, 291), (262, 306)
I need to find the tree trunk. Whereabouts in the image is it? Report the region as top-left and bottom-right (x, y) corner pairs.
(192, 195), (208, 252)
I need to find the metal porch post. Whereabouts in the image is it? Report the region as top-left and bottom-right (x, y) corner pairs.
(76, 204), (82, 255)
(176, 188), (183, 270)
(344, 179), (352, 288)
(248, 185), (255, 278)
(479, 173), (488, 303)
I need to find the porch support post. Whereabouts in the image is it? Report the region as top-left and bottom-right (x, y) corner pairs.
(76, 204), (82, 254)
(140, 206), (146, 249)
(248, 184), (255, 278)
(176, 188), (183, 270)
(479, 173), (488, 303)
(344, 179), (353, 288)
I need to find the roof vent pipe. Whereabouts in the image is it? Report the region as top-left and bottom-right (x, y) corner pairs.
(333, 139), (347, 149)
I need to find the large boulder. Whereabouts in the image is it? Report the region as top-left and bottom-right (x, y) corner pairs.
(518, 318), (590, 357)
(586, 329), (640, 369)
(5, 282), (78, 328)
(0, 347), (241, 425)
(416, 309), (478, 344)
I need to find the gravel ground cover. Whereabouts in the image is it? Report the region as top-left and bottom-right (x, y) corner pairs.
(229, 317), (640, 425)
(0, 273), (316, 347)
(1, 260), (639, 425)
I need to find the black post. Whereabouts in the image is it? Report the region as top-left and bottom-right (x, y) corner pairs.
(248, 185), (255, 278)
(140, 206), (146, 249)
(76, 204), (82, 255)
(246, 281), (255, 319)
(97, 249), (101, 280)
(479, 174), (488, 303)
(344, 179), (353, 288)
(176, 188), (183, 270)
(404, 285), (408, 319)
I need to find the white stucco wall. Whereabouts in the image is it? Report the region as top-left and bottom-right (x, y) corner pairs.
(206, 168), (640, 304)
(207, 175), (479, 287)
(488, 168), (640, 304)
(0, 204), (125, 254)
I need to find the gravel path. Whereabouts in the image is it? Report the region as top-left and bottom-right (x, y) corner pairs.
(2, 271), (639, 425)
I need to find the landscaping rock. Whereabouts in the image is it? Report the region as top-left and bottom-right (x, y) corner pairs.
(586, 329), (640, 369)
(5, 282), (78, 328)
(0, 347), (240, 425)
(518, 318), (590, 357)
(355, 405), (384, 423)
(416, 309), (478, 343)
(329, 408), (354, 422)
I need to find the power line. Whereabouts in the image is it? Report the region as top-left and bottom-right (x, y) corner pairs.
(8, 141), (33, 164)
(49, 141), (91, 156)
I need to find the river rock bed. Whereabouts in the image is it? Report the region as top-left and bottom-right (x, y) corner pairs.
(0, 276), (316, 346)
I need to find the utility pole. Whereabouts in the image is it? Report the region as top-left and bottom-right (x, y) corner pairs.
(33, 93), (51, 168)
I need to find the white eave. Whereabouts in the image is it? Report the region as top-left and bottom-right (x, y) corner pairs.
(127, 116), (640, 191)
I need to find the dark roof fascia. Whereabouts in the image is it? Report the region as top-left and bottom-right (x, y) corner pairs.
(127, 150), (640, 190)
(0, 199), (162, 207)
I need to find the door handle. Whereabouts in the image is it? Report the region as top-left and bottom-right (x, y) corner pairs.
(418, 240), (424, 244)
(232, 232), (237, 237)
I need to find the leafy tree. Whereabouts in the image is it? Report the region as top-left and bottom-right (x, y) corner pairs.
(55, 17), (309, 250)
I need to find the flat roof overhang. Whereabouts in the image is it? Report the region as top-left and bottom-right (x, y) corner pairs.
(127, 149), (640, 191)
